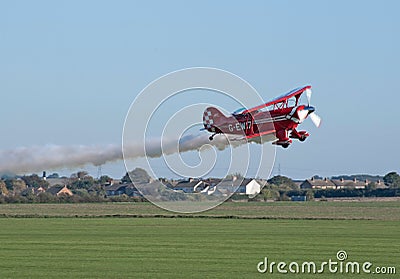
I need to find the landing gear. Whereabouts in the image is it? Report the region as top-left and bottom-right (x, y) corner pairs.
(272, 139), (292, 148)
(209, 133), (216, 141)
(290, 129), (309, 142)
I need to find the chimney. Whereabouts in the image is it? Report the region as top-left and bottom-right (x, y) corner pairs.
(324, 177), (328, 183)
(311, 177), (314, 181)
(42, 171), (47, 181)
(353, 178), (357, 183)
(365, 179), (369, 185)
(340, 178), (344, 183)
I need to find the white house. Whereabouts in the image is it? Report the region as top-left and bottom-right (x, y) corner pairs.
(245, 179), (262, 196)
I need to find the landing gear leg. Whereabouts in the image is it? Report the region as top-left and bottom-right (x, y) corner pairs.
(209, 133), (217, 141)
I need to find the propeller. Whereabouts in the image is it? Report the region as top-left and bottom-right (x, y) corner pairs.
(304, 88), (322, 128)
(310, 112), (322, 128)
(305, 88), (312, 106)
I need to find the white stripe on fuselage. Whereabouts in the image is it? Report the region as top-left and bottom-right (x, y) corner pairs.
(254, 115), (287, 124)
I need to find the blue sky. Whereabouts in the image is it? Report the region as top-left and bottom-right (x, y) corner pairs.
(1, 0), (399, 179)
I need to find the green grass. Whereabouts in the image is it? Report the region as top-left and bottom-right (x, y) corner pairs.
(0, 202), (399, 278)
(0, 218), (399, 278)
(1, 201), (400, 220)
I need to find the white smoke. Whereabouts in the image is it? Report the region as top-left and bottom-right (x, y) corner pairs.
(0, 133), (243, 174)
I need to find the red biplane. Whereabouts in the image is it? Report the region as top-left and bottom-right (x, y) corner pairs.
(203, 85), (321, 148)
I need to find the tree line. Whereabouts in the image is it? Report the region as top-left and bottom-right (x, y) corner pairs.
(0, 171), (399, 203)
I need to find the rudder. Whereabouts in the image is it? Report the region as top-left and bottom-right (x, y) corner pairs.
(203, 107), (228, 131)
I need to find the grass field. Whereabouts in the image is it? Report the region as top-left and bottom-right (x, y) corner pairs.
(0, 202), (399, 278)
(1, 201), (400, 220)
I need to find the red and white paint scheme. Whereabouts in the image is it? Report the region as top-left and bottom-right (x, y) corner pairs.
(203, 85), (321, 148)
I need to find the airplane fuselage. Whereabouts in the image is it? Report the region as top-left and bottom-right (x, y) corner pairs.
(203, 105), (312, 148)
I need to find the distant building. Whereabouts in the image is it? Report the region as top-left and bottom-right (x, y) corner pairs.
(300, 177), (336, 189)
(105, 184), (126, 196)
(105, 183), (141, 197)
(375, 180), (387, 189)
(331, 178), (368, 189)
(173, 179), (206, 193)
(212, 178), (263, 196)
(46, 185), (73, 196)
(300, 177), (374, 190)
(236, 179), (262, 196)
(172, 177), (262, 196)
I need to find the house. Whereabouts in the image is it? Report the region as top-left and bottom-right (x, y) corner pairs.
(300, 177), (337, 189)
(46, 185), (73, 196)
(105, 184), (126, 196)
(124, 185), (142, 197)
(173, 177), (263, 196)
(217, 178), (262, 196)
(375, 180), (387, 189)
(331, 178), (367, 189)
(213, 179), (237, 196)
(105, 183), (142, 197)
(237, 178), (262, 196)
(173, 179), (206, 193)
(300, 177), (377, 190)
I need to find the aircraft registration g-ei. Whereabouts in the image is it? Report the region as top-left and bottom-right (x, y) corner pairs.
(203, 85), (321, 148)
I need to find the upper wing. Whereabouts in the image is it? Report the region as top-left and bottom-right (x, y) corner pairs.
(243, 85), (311, 113)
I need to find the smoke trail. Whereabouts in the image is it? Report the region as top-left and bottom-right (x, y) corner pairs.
(0, 133), (242, 174)
(0, 144), (122, 174)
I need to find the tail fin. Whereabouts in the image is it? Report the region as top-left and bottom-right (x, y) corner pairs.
(203, 107), (229, 132)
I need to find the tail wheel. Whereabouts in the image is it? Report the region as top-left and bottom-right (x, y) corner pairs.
(209, 133), (217, 141)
